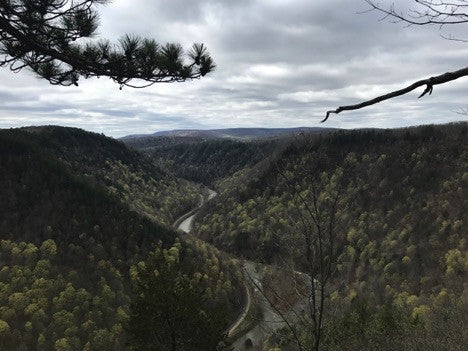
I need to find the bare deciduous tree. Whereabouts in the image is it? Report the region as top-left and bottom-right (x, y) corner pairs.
(280, 167), (343, 351)
(244, 151), (345, 351)
(324, 0), (468, 121)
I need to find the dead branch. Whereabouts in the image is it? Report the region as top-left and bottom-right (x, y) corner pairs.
(323, 66), (468, 122)
(364, 1), (468, 26)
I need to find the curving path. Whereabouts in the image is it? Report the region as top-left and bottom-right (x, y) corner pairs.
(171, 188), (253, 342)
(227, 274), (252, 338)
(232, 263), (314, 350)
(172, 188), (308, 350)
(173, 189), (216, 233)
(231, 262), (286, 350)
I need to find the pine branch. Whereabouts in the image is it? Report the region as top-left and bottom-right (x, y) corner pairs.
(0, 0), (215, 87)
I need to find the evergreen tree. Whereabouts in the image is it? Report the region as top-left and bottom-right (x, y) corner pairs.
(128, 244), (230, 351)
(0, 1), (215, 87)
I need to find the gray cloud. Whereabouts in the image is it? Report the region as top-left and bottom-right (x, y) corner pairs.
(0, 0), (467, 137)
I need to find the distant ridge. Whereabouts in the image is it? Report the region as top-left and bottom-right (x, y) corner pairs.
(120, 127), (336, 140)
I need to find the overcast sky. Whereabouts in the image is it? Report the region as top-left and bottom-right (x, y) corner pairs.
(0, 0), (467, 137)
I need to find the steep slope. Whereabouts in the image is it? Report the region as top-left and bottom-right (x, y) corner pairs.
(137, 138), (278, 186)
(0, 128), (174, 247)
(15, 126), (199, 225)
(122, 128), (342, 187)
(193, 123), (468, 349)
(0, 129), (174, 350)
(0, 127), (242, 351)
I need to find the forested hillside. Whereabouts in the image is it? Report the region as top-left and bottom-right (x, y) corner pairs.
(13, 126), (199, 225)
(1, 123), (466, 350)
(0, 127), (242, 350)
(125, 137), (278, 186)
(193, 123), (468, 349)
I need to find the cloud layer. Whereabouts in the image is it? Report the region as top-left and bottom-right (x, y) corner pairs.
(1, 0), (467, 137)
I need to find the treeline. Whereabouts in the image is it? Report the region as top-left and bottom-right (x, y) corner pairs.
(193, 123), (467, 349)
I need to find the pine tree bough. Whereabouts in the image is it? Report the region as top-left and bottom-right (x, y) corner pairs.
(323, 66), (468, 122)
(0, 0), (215, 88)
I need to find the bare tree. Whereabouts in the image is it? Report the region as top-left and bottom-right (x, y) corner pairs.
(324, 0), (468, 121)
(0, 1), (215, 88)
(243, 152), (345, 351)
(365, 0), (468, 28)
(281, 166), (343, 351)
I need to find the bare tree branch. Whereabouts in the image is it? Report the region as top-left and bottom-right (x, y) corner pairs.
(364, 0), (468, 26)
(243, 267), (306, 351)
(323, 66), (468, 122)
(324, 1), (468, 121)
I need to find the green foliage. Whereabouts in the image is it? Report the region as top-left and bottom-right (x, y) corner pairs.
(104, 159), (198, 224)
(0, 126), (199, 228)
(0, 238), (129, 350)
(0, 126), (242, 350)
(128, 241), (232, 351)
(318, 294), (467, 351)
(0, 236), (240, 351)
(1, 122), (465, 349)
(192, 123), (467, 349)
